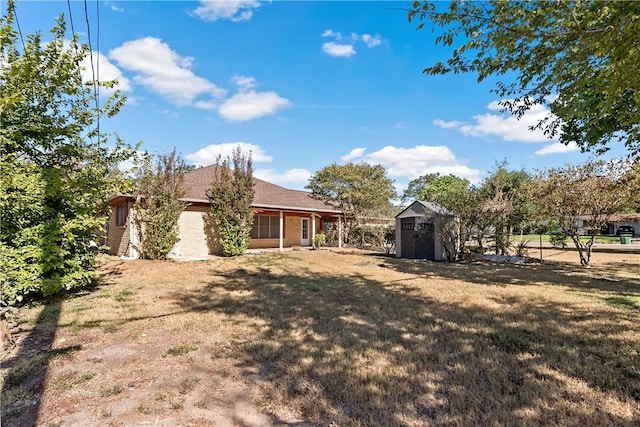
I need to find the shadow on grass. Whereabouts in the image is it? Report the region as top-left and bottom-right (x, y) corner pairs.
(0, 270), (117, 425)
(172, 259), (639, 426)
(1, 300), (66, 424)
(370, 253), (640, 296)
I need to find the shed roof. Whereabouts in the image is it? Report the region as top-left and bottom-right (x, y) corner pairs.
(395, 200), (455, 219)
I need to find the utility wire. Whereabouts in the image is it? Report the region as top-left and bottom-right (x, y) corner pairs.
(84, 0), (99, 141)
(13, 4), (25, 50)
(96, 0), (100, 137)
(66, 0), (77, 43)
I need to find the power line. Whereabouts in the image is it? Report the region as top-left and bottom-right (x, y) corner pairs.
(66, 0), (84, 85)
(84, 0), (99, 140)
(96, 0), (100, 137)
(66, 0), (77, 43)
(13, 3), (25, 50)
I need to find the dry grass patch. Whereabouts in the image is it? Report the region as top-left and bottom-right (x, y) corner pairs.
(1, 249), (639, 426)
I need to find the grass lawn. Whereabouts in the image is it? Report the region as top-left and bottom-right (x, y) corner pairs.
(519, 234), (627, 244)
(2, 249), (639, 426)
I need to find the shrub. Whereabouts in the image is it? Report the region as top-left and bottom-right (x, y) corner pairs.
(313, 233), (325, 248)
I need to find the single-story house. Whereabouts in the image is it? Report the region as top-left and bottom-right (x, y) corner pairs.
(395, 200), (458, 261)
(106, 165), (343, 258)
(597, 213), (640, 236)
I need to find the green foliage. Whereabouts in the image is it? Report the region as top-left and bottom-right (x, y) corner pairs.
(207, 148), (255, 257)
(477, 163), (534, 255)
(409, 1), (640, 156)
(383, 225), (396, 255)
(348, 225), (380, 246)
(549, 231), (568, 249)
(402, 173), (439, 202)
(0, 2), (136, 306)
(166, 343), (197, 356)
(532, 159), (635, 266)
(133, 150), (188, 260)
(307, 162), (396, 242)
(513, 240), (530, 258)
(313, 232), (325, 249)
(420, 174), (476, 258)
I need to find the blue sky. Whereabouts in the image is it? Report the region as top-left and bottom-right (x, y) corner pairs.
(16, 0), (629, 193)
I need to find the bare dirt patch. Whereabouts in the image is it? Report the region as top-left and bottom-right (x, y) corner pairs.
(2, 248), (639, 426)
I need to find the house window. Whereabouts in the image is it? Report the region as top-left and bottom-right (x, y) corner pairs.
(116, 205), (128, 227)
(322, 220), (334, 231)
(251, 215), (281, 239)
(401, 222), (414, 231)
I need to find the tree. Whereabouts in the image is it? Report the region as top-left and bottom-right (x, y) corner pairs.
(531, 159), (636, 266)
(409, 1), (640, 156)
(306, 163), (396, 242)
(207, 148), (254, 256)
(402, 173), (439, 203)
(0, 2), (135, 306)
(133, 150), (188, 260)
(420, 174), (476, 259)
(476, 163), (534, 255)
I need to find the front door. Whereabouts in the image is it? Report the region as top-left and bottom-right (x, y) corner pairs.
(301, 218), (310, 246)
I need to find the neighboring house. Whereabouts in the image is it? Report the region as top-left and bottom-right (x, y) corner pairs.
(575, 213), (640, 236)
(106, 165), (343, 258)
(395, 200), (458, 261)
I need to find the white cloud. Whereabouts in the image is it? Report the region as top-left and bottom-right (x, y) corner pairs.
(218, 90), (290, 121)
(362, 34), (382, 48)
(433, 101), (555, 143)
(109, 37), (226, 106)
(342, 145), (482, 184)
(535, 141), (580, 155)
(191, 0), (261, 22)
(433, 119), (464, 129)
(117, 150), (148, 174)
(193, 100), (219, 110)
(254, 168), (312, 186)
(322, 42), (356, 58)
(341, 147), (367, 162)
(105, 2), (123, 12)
(321, 29), (383, 57)
(80, 51), (131, 94)
(232, 75), (257, 91)
(186, 142), (273, 166)
(321, 29), (340, 39)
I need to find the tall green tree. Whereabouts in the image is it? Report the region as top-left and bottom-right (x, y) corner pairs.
(133, 149), (188, 260)
(420, 174), (477, 259)
(0, 2), (135, 306)
(531, 159), (636, 266)
(402, 173), (439, 203)
(207, 148), (254, 256)
(477, 163), (533, 255)
(409, 1), (640, 155)
(307, 163), (396, 242)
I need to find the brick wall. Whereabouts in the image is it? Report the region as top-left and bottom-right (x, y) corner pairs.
(169, 205), (220, 257)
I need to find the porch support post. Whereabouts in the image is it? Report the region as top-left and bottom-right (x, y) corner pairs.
(311, 214), (316, 248)
(338, 215), (343, 248)
(279, 210), (284, 252)
(129, 204), (139, 259)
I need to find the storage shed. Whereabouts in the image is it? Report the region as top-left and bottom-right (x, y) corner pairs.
(395, 201), (458, 261)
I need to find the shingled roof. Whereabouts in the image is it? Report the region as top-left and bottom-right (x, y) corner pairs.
(182, 165), (341, 214)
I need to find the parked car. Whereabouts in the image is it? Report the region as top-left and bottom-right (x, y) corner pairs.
(616, 225), (635, 236)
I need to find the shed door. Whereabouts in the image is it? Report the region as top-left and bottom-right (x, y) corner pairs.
(400, 218), (416, 258)
(415, 221), (435, 260)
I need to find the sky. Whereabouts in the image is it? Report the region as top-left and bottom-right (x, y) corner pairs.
(15, 0), (629, 194)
